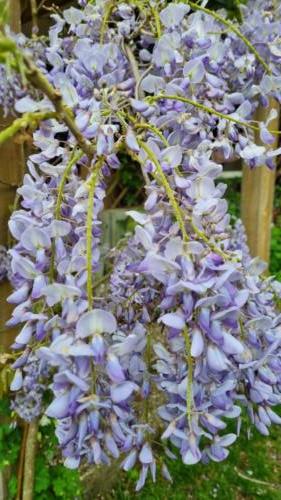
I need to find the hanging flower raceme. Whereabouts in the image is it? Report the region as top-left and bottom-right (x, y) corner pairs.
(2, 0), (281, 491)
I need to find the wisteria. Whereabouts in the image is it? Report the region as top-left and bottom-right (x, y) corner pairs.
(1, 0), (281, 490)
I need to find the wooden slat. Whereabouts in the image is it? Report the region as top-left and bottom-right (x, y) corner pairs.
(0, 0), (24, 348)
(241, 99), (280, 263)
(9, 0), (22, 32)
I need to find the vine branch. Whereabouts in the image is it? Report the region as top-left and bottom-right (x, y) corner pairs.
(0, 111), (57, 146)
(147, 94), (281, 136)
(49, 149), (83, 282)
(23, 56), (95, 157)
(86, 159), (104, 309)
(139, 140), (189, 242)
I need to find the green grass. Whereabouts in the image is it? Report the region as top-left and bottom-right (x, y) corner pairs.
(108, 423), (281, 500)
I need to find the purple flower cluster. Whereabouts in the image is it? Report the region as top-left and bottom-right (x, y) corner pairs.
(3, 0), (281, 490)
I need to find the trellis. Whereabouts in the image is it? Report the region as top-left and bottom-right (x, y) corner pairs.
(0, 1), (280, 499)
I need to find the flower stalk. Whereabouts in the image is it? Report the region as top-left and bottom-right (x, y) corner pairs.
(86, 159), (104, 309)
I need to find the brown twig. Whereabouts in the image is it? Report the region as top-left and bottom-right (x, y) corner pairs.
(23, 56), (95, 158)
(112, 186), (128, 208)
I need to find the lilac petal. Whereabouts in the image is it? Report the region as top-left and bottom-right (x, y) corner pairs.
(160, 3), (189, 28)
(64, 457), (80, 469)
(208, 445), (229, 462)
(183, 58), (205, 83)
(51, 334), (74, 356)
(260, 125), (275, 145)
(141, 74), (165, 94)
(10, 369), (23, 391)
(222, 332), (244, 355)
(76, 309), (117, 338)
(266, 407), (281, 424)
(164, 237), (183, 260)
(106, 353), (126, 383)
(7, 284), (29, 304)
(139, 443), (153, 464)
(258, 407), (271, 426)
(12, 256), (37, 280)
(182, 449), (201, 465)
(49, 220), (72, 237)
(255, 419), (269, 436)
(105, 433), (120, 458)
(15, 323), (33, 345)
(144, 190), (158, 211)
(159, 313), (185, 330)
(126, 210), (149, 225)
(46, 393), (70, 419)
(207, 345), (229, 371)
(215, 434), (237, 447)
(64, 6), (83, 24)
(136, 465), (149, 492)
(121, 449), (137, 471)
(126, 127), (140, 153)
(91, 334), (106, 362)
(110, 381), (137, 403)
(68, 342), (94, 357)
(135, 226), (153, 250)
(63, 370), (90, 391)
(53, 73), (79, 107)
(240, 144), (266, 160)
(204, 414), (227, 430)
(32, 275), (47, 299)
(234, 290), (249, 308)
(92, 439), (102, 464)
(130, 98), (149, 113)
(21, 226), (51, 251)
(41, 284), (81, 306)
(161, 463), (172, 482)
(191, 328), (204, 357)
(161, 146), (182, 169)
(15, 96), (43, 113)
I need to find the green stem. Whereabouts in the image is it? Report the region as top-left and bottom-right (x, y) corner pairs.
(139, 140), (189, 242)
(49, 149), (83, 282)
(135, 123), (170, 147)
(183, 327), (193, 426)
(86, 159), (104, 309)
(147, 94), (281, 135)
(187, 1), (271, 75)
(100, 2), (114, 43)
(0, 111), (57, 146)
(151, 6), (162, 38)
(187, 214), (231, 259)
(139, 140), (231, 259)
(144, 327), (152, 422)
(55, 150), (83, 220)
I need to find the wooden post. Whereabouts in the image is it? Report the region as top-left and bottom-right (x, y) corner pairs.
(0, 0), (24, 350)
(241, 99), (280, 262)
(21, 421), (38, 500)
